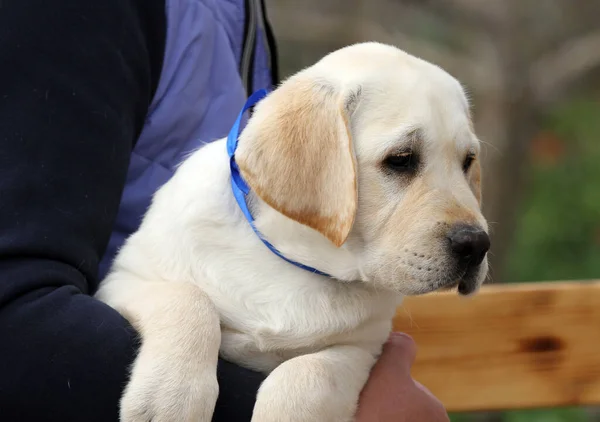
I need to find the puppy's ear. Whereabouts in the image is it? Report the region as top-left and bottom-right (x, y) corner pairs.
(469, 159), (482, 206)
(236, 77), (358, 247)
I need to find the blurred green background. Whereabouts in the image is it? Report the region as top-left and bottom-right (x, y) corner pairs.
(266, 0), (600, 420)
(506, 99), (600, 284)
(451, 97), (600, 422)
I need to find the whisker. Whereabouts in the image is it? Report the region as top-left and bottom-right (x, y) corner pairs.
(479, 138), (501, 155)
(401, 304), (420, 329)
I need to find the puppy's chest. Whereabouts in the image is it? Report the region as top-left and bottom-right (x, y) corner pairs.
(215, 286), (399, 372)
(219, 316), (392, 373)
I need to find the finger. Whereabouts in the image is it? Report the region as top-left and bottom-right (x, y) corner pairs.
(415, 380), (438, 399)
(388, 332), (417, 364)
(379, 332), (417, 371)
(415, 381), (450, 420)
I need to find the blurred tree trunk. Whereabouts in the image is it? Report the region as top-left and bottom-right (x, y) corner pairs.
(474, 1), (534, 285)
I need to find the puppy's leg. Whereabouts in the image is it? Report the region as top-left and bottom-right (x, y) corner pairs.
(251, 345), (376, 422)
(96, 276), (220, 422)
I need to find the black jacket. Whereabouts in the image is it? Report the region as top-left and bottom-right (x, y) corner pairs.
(0, 0), (269, 420)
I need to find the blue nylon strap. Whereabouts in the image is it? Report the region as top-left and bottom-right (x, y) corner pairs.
(227, 89), (331, 278)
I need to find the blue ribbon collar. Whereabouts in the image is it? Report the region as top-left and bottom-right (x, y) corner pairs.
(227, 89), (330, 278)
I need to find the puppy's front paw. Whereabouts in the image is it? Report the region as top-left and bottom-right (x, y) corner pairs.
(120, 346), (219, 422)
(252, 367), (356, 422)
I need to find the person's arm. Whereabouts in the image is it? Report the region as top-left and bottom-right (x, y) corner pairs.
(0, 1), (164, 420)
(0, 1), (264, 420)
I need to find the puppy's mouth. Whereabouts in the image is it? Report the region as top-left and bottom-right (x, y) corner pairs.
(438, 280), (476, 295)
(436, 267), (480, 296)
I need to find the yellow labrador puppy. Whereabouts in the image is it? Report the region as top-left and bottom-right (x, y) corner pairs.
(96, 42), (490, 422)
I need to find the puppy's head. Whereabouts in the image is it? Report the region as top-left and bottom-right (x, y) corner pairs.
(236, 42), (489, 296)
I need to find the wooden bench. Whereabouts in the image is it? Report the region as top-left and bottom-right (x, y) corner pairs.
(392, 281), (600, 412)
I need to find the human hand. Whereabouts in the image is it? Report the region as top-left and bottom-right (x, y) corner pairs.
(355, 332), (450, 422)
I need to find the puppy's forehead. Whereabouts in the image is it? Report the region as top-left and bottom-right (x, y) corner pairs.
(311, 43), (478, 157)
(349, 65), (475, 157)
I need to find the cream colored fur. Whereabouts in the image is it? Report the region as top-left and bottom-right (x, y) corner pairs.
(96, 42), (489, 422)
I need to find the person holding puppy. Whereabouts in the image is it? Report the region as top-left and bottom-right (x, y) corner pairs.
(0, 0), (449, 421)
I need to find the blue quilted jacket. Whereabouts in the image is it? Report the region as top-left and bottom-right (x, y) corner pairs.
(99, 0), (277, 277)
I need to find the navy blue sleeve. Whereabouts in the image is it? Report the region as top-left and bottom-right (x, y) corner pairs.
(0, 0), (165, 420)
(0, 0), (265, 420)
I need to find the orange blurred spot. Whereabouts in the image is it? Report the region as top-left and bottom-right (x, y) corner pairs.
(530, 131), (566, 166)
(594, 227), (600, 245)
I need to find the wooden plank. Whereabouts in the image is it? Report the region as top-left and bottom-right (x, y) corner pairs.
(392, 281), (600, 412)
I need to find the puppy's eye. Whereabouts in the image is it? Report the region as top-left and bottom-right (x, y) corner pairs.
(384, 152), (418, 173)
(463, 153), (476, 173)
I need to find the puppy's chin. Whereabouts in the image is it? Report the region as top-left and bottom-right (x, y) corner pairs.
(369, 260), (487, 296)
(403, 268), (486, 296)
(438, 282), (459, 293)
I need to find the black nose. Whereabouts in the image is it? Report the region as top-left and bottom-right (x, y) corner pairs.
(447, 225), (490, 267)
